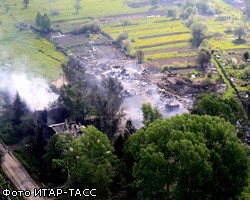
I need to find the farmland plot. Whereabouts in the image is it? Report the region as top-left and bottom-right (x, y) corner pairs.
(103, 17), (195, 68)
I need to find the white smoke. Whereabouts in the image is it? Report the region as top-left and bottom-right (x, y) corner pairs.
(0, 69), (58, 111)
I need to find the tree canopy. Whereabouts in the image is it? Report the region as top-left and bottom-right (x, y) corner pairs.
(197, 39), (212, 66)
(234, 22), (247, 40)
(126, 114), (249, 200)
(191, 21), (208, 46)
(51, 126), (117, 199)
(141, 103), (162, 127)
(35, 12), (51, 33)
(192, 94), (248, 139)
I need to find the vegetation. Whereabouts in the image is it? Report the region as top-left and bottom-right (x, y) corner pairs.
(197, 39), (211, 66)
(0, 92), (36, 144)
(191, 21), (208, 47)
(126, 114), (249, 199)
(234, 22), (247, 40)
(141, 103), (162, 127)
(50, 127), (117, 199)
(23, 0), (29, 9)
(192, 94), (248, 139)
(74, 0), (81, 14)
(35, 12), (51, 33)
(73, 20), (101, 34)
(243, 51), (250, 61)
(136, 50), (144, 64)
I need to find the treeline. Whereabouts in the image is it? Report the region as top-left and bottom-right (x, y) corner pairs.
(41, 112), (249, 199)
(0, 92), (37, 144)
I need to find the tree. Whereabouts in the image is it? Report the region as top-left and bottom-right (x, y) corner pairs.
(115, 31), (129, 44)
(234, 22), (247, 40)
(23, 0), (29, 8)
(197, 39), (211, 66)
(141, 103), (162, 128)
(35, 12), (51, 33)
(91, 77), (123, 138)
(244, 0), (250, 16)
(126, 114), (249, 199)
(192, 94), (248, 139)
(35, 12), (42, 28)
(41, 14), (51, 33)
(191, 21), (208, 46)
(167, 7), (177, 19)
(244, 67), (250, 78)
(243, 51), (250, 61)
(136, 50), (144, 64)
(54, 126), (117, 199)
(74, 0), (81, 14)
(12, 92), (27, 125)
(43, 133), (67, 184)
(151, 0), (159, 6)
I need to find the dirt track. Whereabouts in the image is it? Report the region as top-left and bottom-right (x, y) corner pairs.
(0, 141), (47, 200)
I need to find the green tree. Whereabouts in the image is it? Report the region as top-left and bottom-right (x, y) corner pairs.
(234, 22), (247, 40)
(35, 13), (51, 33)
(244, 66), (250, 78)
(35, 12), (42, 28)
(243, 51), (250, 61)
(191, 21), (208, 46)
(23, 0), (29, 8)
(197, 39), (211, 66)
(74, 0), (81, 14)
(126, 114), (249, 200)
(167, 7), (177, 19)
(151, 0), (159, 6)
(141, 103), (162, 127)
(12, 92), (27, 125)
(43, 134), (66, 183)
(115, 30), (129, 44)
(136, 50), (144, 64)
(192, 94), (248, 139)
(55, 126), (117, 199)
(92, 77), (123, 138)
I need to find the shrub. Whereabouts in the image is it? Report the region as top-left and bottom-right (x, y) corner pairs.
(115, 31), (128, 44)
(50, 9), (59, 16)
(74, 20), (101, 34)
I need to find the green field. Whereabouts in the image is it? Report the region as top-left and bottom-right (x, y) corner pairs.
(1, 0), (250, 78)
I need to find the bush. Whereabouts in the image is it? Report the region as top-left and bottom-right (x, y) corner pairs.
(121, 39), (131, 53)
(50, 9), (59, 16)
(74, 20), (101, 34)
(232, 58), (238, 67)
(115, 31), (129, 44)
(167, 7), (177, 19)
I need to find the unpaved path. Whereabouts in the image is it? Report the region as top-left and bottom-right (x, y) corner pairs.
(0, 141), (47, 200)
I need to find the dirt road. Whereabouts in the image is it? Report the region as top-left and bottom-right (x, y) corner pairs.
(0, 141), (47, 200)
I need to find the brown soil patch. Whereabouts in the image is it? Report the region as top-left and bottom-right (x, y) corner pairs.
(101, 10), (166, 23)
(139, 31), (190, 39)
(144, 46), (195, 55)
(128, 2), (151, 8)
(137, 40), (189, 49)
(154, 56), (197, 66)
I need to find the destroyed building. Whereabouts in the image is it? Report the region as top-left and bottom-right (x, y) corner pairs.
(48, 120), (86, 138)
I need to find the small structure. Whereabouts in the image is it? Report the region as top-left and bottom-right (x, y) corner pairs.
(49, 120), (86, 138)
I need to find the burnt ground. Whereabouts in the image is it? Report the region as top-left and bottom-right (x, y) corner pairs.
(52, 32), (193, 128)
(52, 32), (227, 128)
(158, 76), (225, 99)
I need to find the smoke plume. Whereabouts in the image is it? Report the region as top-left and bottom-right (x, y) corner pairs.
(0, 69), (58, 111)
